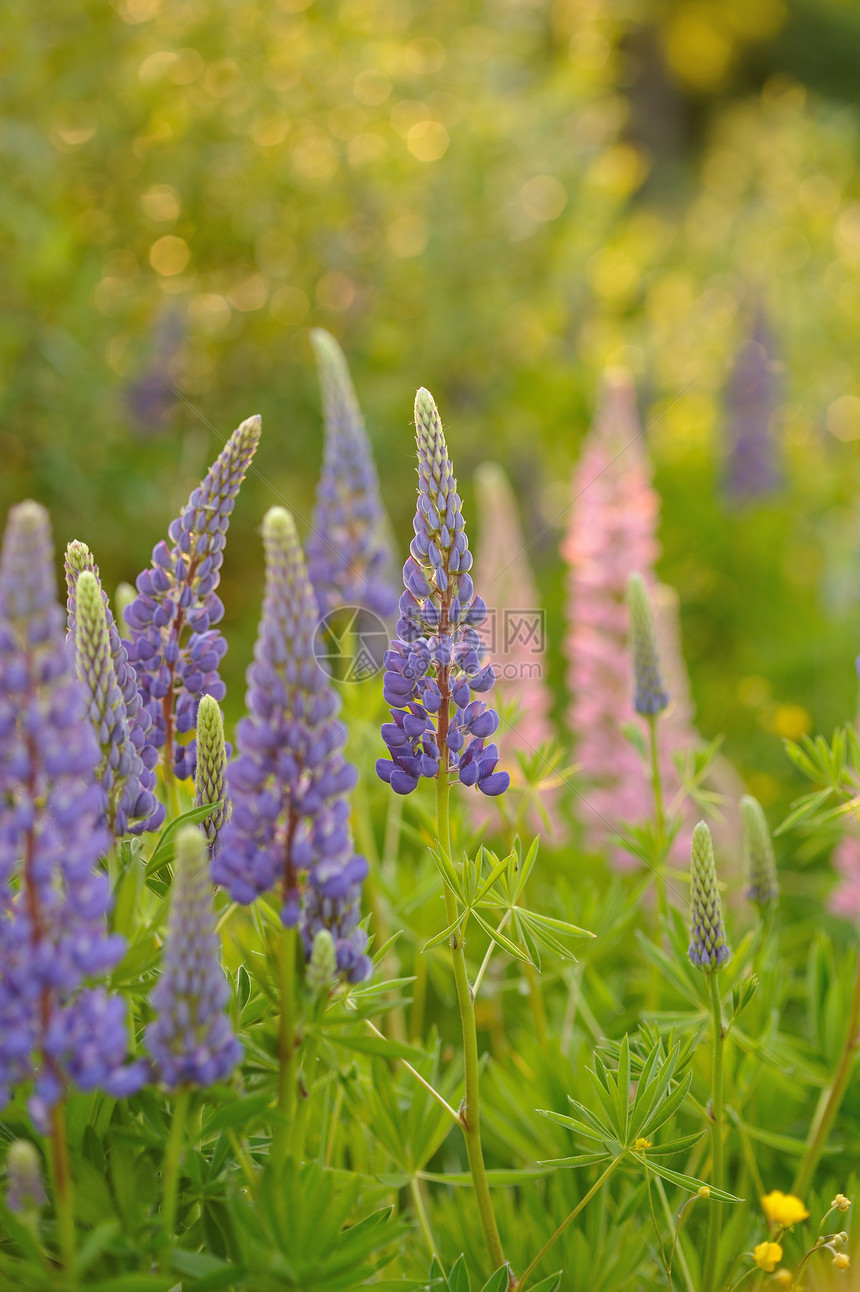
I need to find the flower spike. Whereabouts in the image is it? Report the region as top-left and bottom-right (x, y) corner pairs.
(307, 329), (396, 617)
(376, 389), (509, 798)
(688, 821), (731, 972)
(123, 414), (262, 780)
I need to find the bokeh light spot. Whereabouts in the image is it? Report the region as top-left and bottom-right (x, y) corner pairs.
(149, 236), (190, 276)
(520, 174), (567, 222)
(407, 120), (449, 161)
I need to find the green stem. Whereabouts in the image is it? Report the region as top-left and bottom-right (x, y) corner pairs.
(515, 1155), (623, 1291)
(274, 924), (298, 1165)
(703, 973), (726, 1292)
(49, 1100), (76, 1271)
(648, 714), (668, 926)
(161, 1086), (191, 1246)
(409, 1175), (438, 1259)
(437, 772), (507, 1277)
(793, 937), (860, 1198)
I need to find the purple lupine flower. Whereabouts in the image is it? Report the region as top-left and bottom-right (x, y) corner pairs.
(122, 414), (262, 781)
(72, 569), (163, 837)
(688, 821), (731, 973)
(66, 540), (164, 834)
(212, 507), (371, 983)
(194, 694), (230, 855)
(146, 826), (241, 1089)
(4, 1141), (46, 1215)
(627, 573), (670, 718)
(724, 303), (781, 502)
(376, 388), (509, 799)
(306, 330), (397, 618)
(0, 502), (146, 1128)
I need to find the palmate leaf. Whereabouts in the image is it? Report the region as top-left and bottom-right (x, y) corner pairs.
(144, 801), (222, 877)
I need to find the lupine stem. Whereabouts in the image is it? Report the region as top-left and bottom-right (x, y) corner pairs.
(793, 937), (860, 1198)
(648, 713), (668, 925)
(161, 1086), (191, 1245)
(703, 973), (726, 1292)
(275, 924), (298, 1164)
(436, 770), (508, 1278)
(515, 1154), (623, 1291)
(49, 1101), (76, 1271)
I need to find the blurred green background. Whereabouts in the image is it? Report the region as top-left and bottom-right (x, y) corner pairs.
(5, 0), (860, 814)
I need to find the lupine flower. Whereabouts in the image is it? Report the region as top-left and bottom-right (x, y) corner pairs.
(627, 573), (669, 717)
(4, 1141), (46, 1215)
(741, 795), (778, 909)
(829, 831), (860, 921)
(146, 826), (241, 1089)
(724, 303), (780, 502)
(123, 414), (262, 780)
(376, 389), (509, 798)
(213, 507), (371, 982)
(194, 694), (230, 855)
(65, 540), (163, 834)
(72, 570), (163, 837)
(688, 821), (731, 972)
(562, 370), (697, 865)
(472, 461), (563, 832)
(306, 329), (396, 617)
(0, 502), (145, 1128)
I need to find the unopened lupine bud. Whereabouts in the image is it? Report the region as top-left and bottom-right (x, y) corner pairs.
(213, 508), (371, 982)
(123, 414), (262, 780)
(306, 928), (338, 996)
(307, 330), (396, 617)
(4, 1141), (46, 1215)
(74, 570), (161, 837)
(688, 821), (731, 972)
(194, 694), (230, 854)
(146, 827), (241, 1089)
(627, 573), (669, 717)
(376, 389), (509, 798)
(741, 794), (778, 909)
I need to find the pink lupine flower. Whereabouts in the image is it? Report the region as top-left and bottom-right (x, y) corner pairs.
(472, 462), (564, 835)
(562, 369), (699, 868)
(830, 832), (860, 921)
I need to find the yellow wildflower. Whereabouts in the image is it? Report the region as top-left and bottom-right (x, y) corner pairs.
(772, 1273), (792, 1288)
(833, 1194), (852, 1212)
(833, 1252), (850, 1270)
(698, 1185), (711, 1198)
(753, 1241), (783, 1273)
(633, 1137), (652, 1152)
(761, 1190), (810, 1227)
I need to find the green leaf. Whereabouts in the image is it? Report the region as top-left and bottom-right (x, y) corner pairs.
(480, 1269), (510, 1292)
(448, 1254), (471, 1292)
(326, 1031), (428, 1061)
(204, 1093), (272, 1132)
(145, 802), (221, 877)
(644, 1160), (743, 1203)
(538, 1152), (612, 1169)
(528, 1275), (562, 1292)
(471, 911), (532, 965)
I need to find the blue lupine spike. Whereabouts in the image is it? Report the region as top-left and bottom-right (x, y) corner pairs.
(122, 414), (261, 780)
(688, 821), (731, 973)
(377, 389), (509, 798)
(0, 502), (145, 1129)
(306, 329), (397, 617)
(212, 507), (371, 983)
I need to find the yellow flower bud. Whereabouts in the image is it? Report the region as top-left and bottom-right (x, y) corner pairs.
(833, 1252), (850, 1270)
(833, 1194), (852, 1212)
(698, 1185), (711, 1198)
(633, 1137), (652, 1152)
(772, 1272), (792, 1288)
